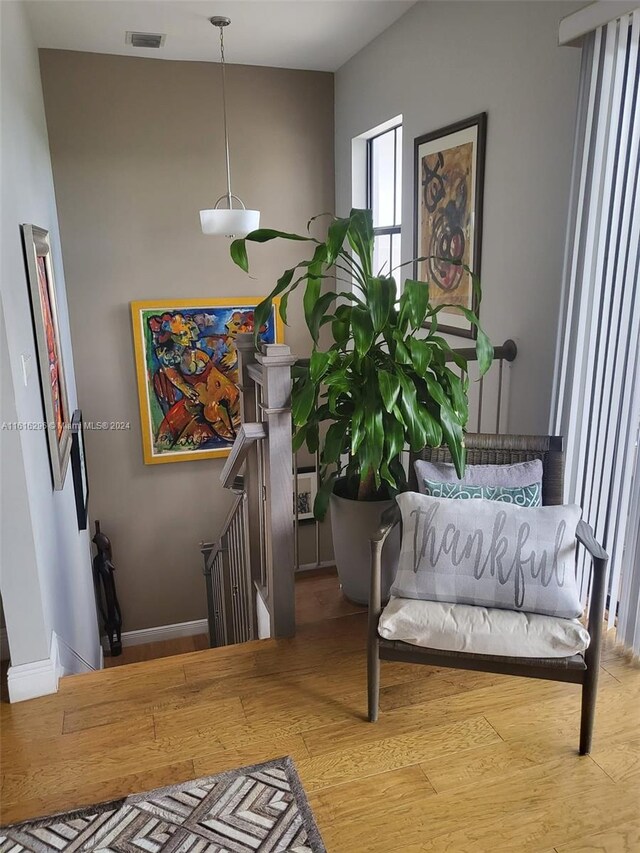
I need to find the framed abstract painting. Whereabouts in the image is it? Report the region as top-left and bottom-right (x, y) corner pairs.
(413, 113), (487, 338)
(131, 297), (283, 464)
(22, 224), (71, 489)
(71, 409), (89, 530)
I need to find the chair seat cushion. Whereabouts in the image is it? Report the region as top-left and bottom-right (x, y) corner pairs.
(378, 597), (590, 658)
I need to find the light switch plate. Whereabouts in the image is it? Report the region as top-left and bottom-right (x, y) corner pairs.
(20, 353), (32, 386)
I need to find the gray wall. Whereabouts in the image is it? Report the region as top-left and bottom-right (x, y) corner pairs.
(39, 50), (335, 632)
(0, 1), (100, 670)
(335, 0), (583, 434)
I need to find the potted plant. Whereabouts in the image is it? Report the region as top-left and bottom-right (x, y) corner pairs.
(230, 209), (492, 603)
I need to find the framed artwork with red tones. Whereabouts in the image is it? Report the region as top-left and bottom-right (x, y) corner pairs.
(22, 224), (71, 489)
(414, 113), (487, 338)
(131, 298), (283, 465)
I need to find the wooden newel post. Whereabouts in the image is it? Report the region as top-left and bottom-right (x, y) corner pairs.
(257, 342), (297, 638)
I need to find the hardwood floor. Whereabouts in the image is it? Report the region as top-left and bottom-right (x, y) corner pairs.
(103, 633), (209, 668)
(103, 569), (361, 669)
(1, 609), (638, 851)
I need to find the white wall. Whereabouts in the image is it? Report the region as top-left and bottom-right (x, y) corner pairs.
(335, 0), (583, 433)
(0, 1), (100, 680)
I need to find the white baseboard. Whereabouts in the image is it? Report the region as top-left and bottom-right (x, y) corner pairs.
(102, 618), (208, 651)
(256, 591), (271, 640)
(7, 634), (60, 703)
(55, 632), (97, 677)
(0, 627), (9, 661)
(296, 560), (336, 573)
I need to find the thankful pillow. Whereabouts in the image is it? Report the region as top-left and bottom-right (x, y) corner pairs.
(391, 492), (583, 619)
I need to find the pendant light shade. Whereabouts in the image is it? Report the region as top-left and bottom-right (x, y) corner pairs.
(200, 17), (260, 238)
(200, 204), (260, 238)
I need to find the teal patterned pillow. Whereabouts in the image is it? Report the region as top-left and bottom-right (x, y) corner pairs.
(422, 478), (542, 507)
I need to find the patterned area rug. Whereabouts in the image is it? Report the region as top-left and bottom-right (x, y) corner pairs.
(0, 757), (325, 853)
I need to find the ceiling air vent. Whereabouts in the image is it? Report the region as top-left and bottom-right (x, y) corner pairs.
(125, 31), (166, 49)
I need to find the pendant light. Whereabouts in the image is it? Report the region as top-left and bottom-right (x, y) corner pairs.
(199, 16), (260, 237)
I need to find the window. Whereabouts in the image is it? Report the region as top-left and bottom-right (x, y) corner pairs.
(367, 123), (402, 277)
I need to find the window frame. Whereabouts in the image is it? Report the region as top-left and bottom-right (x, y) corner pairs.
(366, 123), (402, 276)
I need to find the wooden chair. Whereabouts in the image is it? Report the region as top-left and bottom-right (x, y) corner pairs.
(368, 434), (609, 755)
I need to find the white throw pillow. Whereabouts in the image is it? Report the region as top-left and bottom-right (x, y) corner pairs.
(391, 492), (583, 619)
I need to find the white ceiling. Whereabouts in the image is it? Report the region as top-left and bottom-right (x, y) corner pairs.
(26, 0), (416, 72)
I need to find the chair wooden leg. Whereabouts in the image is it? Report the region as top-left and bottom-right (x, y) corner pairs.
(368, 639), (380, 722)
(579, 666), (599, 755)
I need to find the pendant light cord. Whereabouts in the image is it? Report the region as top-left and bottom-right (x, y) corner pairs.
(218, 25), (233, 208)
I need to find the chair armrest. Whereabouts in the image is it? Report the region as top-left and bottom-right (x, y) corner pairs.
(575, 520), (609, 667)
(369, 503), (401, 626)
(576, 520), (608, 563)
(371, 503), (402, 544)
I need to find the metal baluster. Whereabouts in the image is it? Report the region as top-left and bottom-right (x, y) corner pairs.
(496, 358), (504, 434)
(236, 497), (249, 643)
(255, 389), (267, 590)
(293, 450), (299, 571)
(214, 552), (225, 646)
(315, 447), (321, 568)
(238, 498), (249, 642)
(232, 513), (243, 643)
(241, 494), (254, 639)
(228, 516), (238, 643)
(477, 374), (484, 433)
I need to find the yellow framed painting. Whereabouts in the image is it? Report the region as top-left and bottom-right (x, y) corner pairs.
(131, 297), (283, 465)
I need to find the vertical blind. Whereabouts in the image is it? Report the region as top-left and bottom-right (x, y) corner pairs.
(551, 10), (640, 649)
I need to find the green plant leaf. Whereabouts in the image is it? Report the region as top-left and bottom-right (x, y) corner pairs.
(230, 229), (314, 273)
(323, 420), (348, 464)
(475, 327), (494, 377)
(308, 291), (339, 344)
(313, 471), (337, 521)
(253, 298), (273, 344)
(383, 411), (405, 460)
(309, 350), (331, 384)
(391, 331), (411, 365)
(401, 280), (430, 328)
(441, 367), (469, 423)
(326, 217), (351, 265)
(389, 456), (408, 492)
(418, 406), (444, 446)
(430, 303), (493, 376)
(278, 291), (290, 325)
(378, 369), (401, 413)
(368, 276), (396, 332)
(455, 307), (493, 376)
(324, 368), (349, 391)
(306, 421), (319, 453)
(346, 209), (374, 279)
(351, 308), (374, 357)
(331, 304), (352, 349)
(292, 425), (307, 452)
(360, 406), (384, 488)
(408, 337), (432, 376)
(397, 372), (427, 451)
(379, 459), (396, 489)
(425, 374), (465, 473)
(351, 408), (365, 455)
(291, 379), (315, 426)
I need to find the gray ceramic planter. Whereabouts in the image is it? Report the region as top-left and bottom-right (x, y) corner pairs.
(329, 486), (400, 605)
